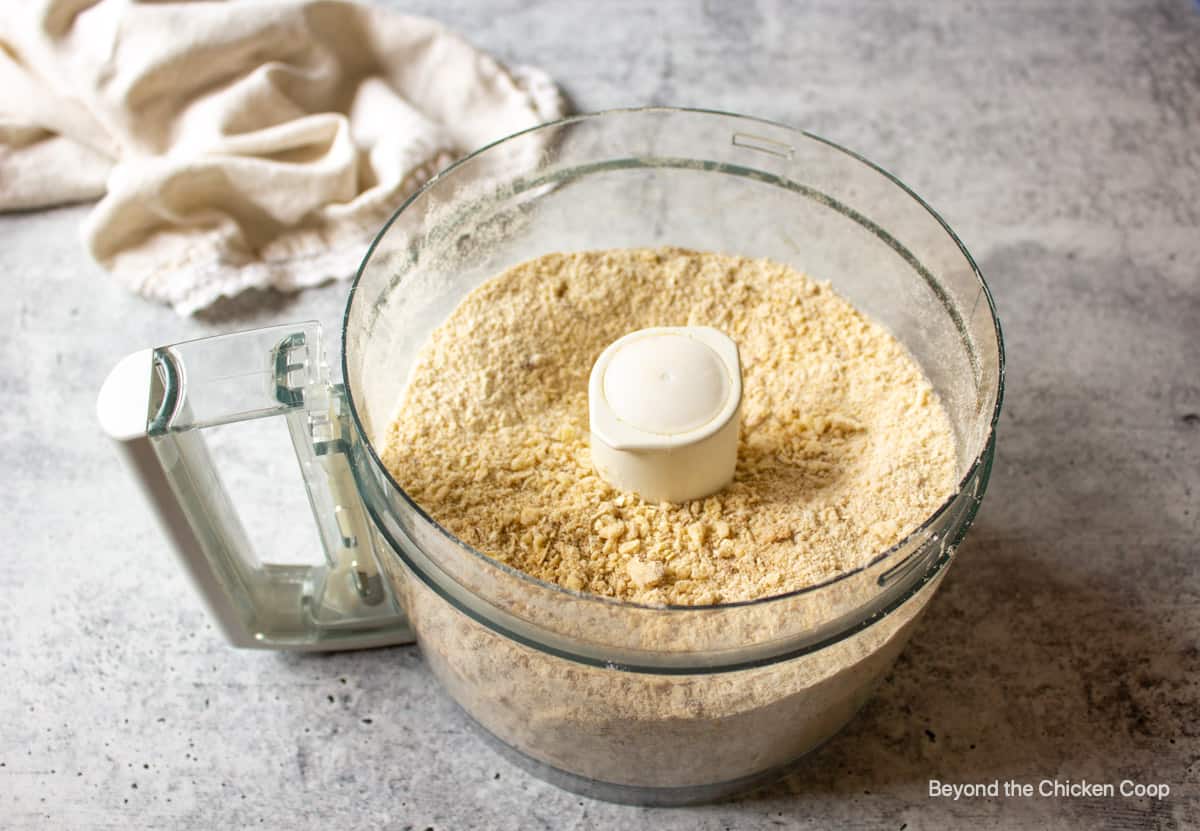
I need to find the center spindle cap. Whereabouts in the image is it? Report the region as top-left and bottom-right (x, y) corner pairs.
(588, 326), (742, 504)
(603, 332), (731, 435)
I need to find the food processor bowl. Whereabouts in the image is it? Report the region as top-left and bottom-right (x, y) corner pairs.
(340, 108), (1004, 804)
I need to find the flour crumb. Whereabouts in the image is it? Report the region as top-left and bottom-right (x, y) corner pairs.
(382, 247), (957, 606)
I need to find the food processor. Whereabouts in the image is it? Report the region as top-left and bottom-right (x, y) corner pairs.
(98, 107), (1004, 805)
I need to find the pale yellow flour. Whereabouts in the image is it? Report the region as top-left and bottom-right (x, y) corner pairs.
(381, 247), (956, 605)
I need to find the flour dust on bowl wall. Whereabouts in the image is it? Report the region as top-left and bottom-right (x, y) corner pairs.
(98, 108), (1003, 805)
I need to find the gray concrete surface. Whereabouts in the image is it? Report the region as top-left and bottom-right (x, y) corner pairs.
(2, 0), (1198, 828)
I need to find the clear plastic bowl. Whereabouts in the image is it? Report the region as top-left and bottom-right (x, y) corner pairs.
(340, 108), (1004, 804)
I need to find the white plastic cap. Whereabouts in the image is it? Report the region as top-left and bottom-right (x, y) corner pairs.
(589, 326), (742, 503)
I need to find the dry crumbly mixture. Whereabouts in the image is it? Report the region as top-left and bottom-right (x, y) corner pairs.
(400, 568), (938, 788)
(381, 247), (956, 606)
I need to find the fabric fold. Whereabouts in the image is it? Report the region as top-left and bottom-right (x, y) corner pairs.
(0, 0), (565, 313)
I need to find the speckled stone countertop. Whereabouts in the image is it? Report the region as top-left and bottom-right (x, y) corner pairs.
(2, 1), (1197, 828)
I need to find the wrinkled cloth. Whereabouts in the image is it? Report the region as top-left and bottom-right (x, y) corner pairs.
(0, 0), (564, 313)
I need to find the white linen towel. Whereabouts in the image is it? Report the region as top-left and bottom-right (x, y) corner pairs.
(0, 0), (565, 313)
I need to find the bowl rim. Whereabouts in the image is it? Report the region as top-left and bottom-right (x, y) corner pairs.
(340, 105), (1006, 616)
